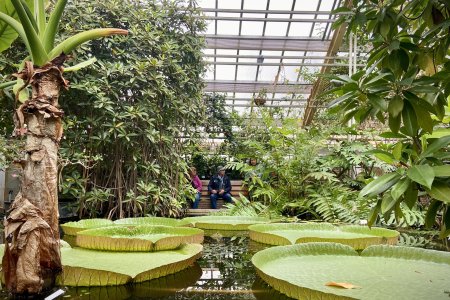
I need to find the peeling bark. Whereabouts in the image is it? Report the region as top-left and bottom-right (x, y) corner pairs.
(3, 57), (67, 295)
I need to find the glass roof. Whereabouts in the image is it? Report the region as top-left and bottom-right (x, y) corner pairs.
(198, 0), (349, 117)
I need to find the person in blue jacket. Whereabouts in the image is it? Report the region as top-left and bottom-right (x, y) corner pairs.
(208, 166), (233, 209)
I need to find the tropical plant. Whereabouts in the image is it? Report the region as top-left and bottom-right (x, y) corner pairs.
(329, 0), (450, 236)
(228, 111), (391, 223)
(53, 0), (206, 219)
(0, 0), (126, 294)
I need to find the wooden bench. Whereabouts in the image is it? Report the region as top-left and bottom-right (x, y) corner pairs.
(186, 180), (247, 216)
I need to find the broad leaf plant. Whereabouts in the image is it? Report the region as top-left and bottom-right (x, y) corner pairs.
(329, 0), (450, 236)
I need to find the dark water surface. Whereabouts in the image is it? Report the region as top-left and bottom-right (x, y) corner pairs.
(0, 229), (449, 299)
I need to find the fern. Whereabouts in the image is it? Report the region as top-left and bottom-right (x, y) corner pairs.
(212, 195), (281, 219)
(294, 184), (373, 224)
(383, 203), (426, 227)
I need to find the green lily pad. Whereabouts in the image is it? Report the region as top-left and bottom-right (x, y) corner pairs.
(252, 242), (450, 300)
(64, 263), (203, 299)
(114, 217), (181, 227)
(61, 219), (115, 236)
(183, 216), (270, 231)
(58, 243), (203, 286)
(76, 225), (204, 251)
(249, 223), (399, 249)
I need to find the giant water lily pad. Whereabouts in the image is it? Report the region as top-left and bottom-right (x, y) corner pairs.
(76, 225), (204, 251)
(114, 217), (181, 227)
(252, 242), (450, 300)
(183, 216), (270, 231)
(61, 219), (115, 236)
(249, 223), (399, 249)
(58, 243), (203, 286)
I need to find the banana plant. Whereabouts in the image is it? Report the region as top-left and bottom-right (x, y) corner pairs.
(327, 0), (450, 237)
(0, 0), (127, 295)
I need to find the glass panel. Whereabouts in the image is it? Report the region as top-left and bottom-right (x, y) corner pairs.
(295, 0), (319, 11)
(240, 21), (264, 35)
(218, 0), (242, 9)
(288, 22), (313, 37)
(197, 0), (215, 8)
(282, 66), (300, 82)
(205, 20), (215, 34)
(216, 49), (238, 55)
(216, 21), (240, 35)
(269, 0), (294, 10)
(243, 0), (268, 10)
(215, 65), (237, 80)
(264, 22), (289, 36)
(236, 66), (258, 81)
(319, 0), (337, 11)
(258, 65), (280, 81)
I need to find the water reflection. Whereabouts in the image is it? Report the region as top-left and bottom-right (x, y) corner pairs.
(0, 229), (448, 299)
(61, 235), (275, 300)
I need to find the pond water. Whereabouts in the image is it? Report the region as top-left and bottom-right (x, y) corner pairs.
(0, 229), (449, 299)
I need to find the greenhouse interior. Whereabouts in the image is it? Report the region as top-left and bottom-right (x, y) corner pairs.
(0, 0), (449, 299)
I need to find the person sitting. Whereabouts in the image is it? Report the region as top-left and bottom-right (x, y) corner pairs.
(208, 166), (233, 209)
(189, 167), (202, 209)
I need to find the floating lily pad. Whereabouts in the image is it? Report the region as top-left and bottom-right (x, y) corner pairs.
(252, 242), (450, 300)
(58, 243), (203, 286)
(63, 263), (203, 299)
(61, 219), (115, 236)
(114, 217), (181, 227)
(249, 223), (399, 249)
(183, 216), (270, 231)
(76, 225), (204, 251)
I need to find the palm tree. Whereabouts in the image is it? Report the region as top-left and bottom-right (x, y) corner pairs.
(0, 0), (127, 295)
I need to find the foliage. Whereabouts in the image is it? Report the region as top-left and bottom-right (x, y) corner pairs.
(0, 0), (127, 73)
(330, 0), (450, 236)
(227, 110), (392, 224)
(213, 195), (282, 219)
(46, 0), (205, 218)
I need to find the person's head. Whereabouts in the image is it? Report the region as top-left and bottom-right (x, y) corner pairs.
(217, 166), (225, 176)
(189, 167), (197, 177)
(249, 158), (257, 166)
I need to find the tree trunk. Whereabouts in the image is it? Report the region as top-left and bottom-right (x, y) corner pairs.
(2, 59), (66, 295)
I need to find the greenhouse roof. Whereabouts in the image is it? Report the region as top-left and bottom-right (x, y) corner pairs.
(198, 0), (351, 124)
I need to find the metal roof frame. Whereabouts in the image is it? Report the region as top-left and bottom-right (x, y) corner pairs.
(200, 0), (347, 114)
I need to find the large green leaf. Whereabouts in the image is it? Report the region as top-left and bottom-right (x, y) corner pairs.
(391, 177), (410, 201)
(420, 136), (450, 159)
(360, 172), (401, 197)
(0, 0), (33, 52)
(433, 165), (450, 177)
(114, 217), (181, 227)
(248, 223), (399, 250)
(252, 243), (450, 300)
(407, 165), (435, 189)
(76, 225), (204, 251)
(429, 183), (450, 203)
(57, 243), (203, 286)
(61, 218), (115, 236)
(182, 216), (270, 231)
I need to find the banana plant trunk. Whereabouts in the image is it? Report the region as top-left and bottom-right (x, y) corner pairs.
(2, 58), (66, 294)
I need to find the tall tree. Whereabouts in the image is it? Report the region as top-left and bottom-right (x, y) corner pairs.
(0, 0), (126, 294)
